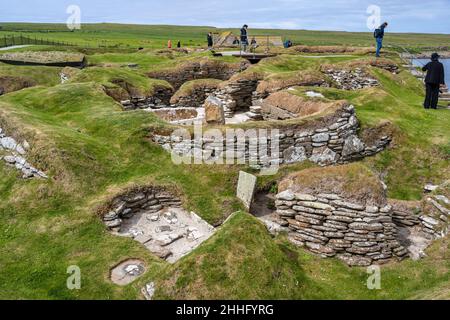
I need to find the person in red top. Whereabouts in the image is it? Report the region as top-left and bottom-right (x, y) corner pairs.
(168, 40), (172, 49)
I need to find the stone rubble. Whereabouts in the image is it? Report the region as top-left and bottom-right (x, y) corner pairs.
(0, 127), (47, 179)
(142, 282), (156, 300)
(324, 68), (379, 90)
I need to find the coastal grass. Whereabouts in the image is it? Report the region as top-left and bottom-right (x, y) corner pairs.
(0, 42), (448, 299)
(1, 23), (449, 50)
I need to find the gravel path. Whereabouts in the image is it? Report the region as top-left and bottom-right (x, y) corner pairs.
(0, 45), (33, 51)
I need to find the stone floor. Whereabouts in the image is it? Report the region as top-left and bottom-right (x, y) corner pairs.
(116, 207), (215, 263)
(110, 259), (147, 286)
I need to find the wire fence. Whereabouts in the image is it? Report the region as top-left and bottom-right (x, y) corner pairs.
(0, 34), (76, 48)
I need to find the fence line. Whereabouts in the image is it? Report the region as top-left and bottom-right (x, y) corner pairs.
(0, 34), (78, 48)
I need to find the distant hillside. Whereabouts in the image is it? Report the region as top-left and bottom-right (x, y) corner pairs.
(0, 22), (448, 50)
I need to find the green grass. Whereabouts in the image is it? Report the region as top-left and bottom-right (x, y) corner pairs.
(0, 33), (449, 299)
(0, 62), (62, 86)
(152, 212), (450, 300)
(1, 23), (449, 51)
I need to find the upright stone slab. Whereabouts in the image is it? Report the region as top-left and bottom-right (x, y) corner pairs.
(204, 96), (225, 125)
(237, 171), (257, 210)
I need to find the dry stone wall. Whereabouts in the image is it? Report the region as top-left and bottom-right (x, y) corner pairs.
(151, 104), (391, 168)
(391, 197), (449, 240)
(101, 187), (182, 232)
(120, 87), (174, 111)
(209, 78), (259, 117)
(0, 127), (47, 179)
(276, 190), (409, 266)
(147, 60), (250, 90)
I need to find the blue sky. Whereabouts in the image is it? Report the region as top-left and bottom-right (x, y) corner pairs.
(1, 0), (450, 33)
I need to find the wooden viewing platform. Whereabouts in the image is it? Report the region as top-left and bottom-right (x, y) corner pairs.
(212, 51), (277, 64)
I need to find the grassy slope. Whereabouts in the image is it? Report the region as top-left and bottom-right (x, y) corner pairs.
(153, 212), (449, 300)
(0, 29), (449, 299)
(0, 61), (61, 86)
(1, 23), (449, 50)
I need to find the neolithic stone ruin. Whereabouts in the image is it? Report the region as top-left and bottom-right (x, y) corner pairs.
(0, 127), (47, 179)
(100, 186), (215, 263)
(324, 68), (379, 90)
(272, 166), (449, 266)
(152, 103), (391, 168)
(147, 59), (250, 90)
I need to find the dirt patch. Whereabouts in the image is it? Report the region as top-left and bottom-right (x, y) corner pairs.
(0, 76), (36, 95)
(290, 45), (373, 55)
(278, 163), (387, 207)
(359, 121), (397, 147)
(150, 108), (198, 122)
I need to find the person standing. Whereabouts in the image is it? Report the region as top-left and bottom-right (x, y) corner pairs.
(207, 32), (214, 49)
(422, 53), (446, 109)
(168, 39), (172, 49)
(177, 40), (181, 48)
(374, 22), (388, 58)
(240, 24), (249, 52)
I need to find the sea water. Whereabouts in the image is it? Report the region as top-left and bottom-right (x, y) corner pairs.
(413, 58), (450, 91)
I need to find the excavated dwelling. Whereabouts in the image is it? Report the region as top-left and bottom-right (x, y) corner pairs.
(270, 164), (449, 267)
(99, 186), (215, 264)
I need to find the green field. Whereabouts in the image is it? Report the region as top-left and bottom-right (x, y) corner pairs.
(0, 24), (449, 300)
(1, 22), (449, 51)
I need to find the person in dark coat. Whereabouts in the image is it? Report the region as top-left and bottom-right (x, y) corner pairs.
(207, 32), (213, 49)
(177, 40), (181, 48)
(422, 53), (446, 109)
(240, 24), (249, 52)
(374, 22), (388, 57)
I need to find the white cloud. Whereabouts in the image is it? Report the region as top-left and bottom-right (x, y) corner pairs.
(1, 0), (449, 33)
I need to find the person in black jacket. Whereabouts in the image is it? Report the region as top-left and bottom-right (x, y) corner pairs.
(207, 32), (213, 49)
(422, 53), (446, 109)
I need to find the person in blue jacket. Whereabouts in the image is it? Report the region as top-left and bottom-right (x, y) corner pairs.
(374, 22), (388, 57)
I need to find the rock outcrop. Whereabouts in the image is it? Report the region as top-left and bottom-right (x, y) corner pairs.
(0, 127), (47, 179)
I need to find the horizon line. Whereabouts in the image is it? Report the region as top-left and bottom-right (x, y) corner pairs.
(0, 21), (449, 35)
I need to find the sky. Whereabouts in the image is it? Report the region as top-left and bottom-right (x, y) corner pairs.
(1, 0), (450, 34)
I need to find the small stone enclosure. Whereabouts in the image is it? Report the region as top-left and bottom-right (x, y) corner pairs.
(100, 186), (215, 263)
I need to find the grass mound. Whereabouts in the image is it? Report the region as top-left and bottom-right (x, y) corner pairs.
(0, 51), (85, 66)
(69, 67), (173, 100)
(279, 163), (387, 206)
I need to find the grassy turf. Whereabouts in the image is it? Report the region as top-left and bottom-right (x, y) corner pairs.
(1, 23), (449, 51)
(0, 35), (448, 299)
